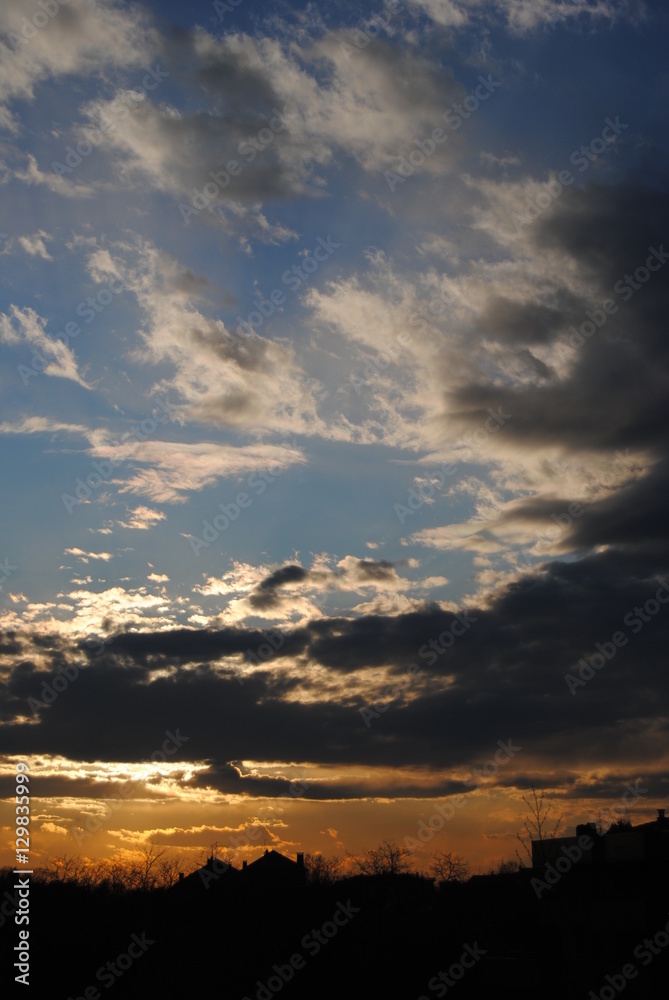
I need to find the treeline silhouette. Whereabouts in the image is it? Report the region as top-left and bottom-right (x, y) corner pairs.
(5, 839), (476, 890)
(2, 839), (669, 999)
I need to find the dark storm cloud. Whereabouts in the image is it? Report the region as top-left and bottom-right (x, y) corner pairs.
(557, 773), (669, 802)
(0, 632), (21, 654)
(461, 463), (665, 556)
(193, 762), (476, 800)
(353, 559), (397, 581)
(450, 173), (669, 457)
(472, 293), (581, 345)
(0, 772), (183, 801)
(2, 548), (668, 795)
(534, 178), (669, 291)
(258, 565), (309, 591)
(561, 462), (669, 553)
(95, 624), (307, 665)
(247, 565), (310, 610)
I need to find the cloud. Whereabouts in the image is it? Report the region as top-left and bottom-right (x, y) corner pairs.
(0, 415), (88, 435)
(85, 239), (324, 437)
(0, 0), (158, 108)
(447, 175), (669, 460)
(40, 821), (67, 835)
(220, 556), (448, 619)
(2, 152), (95, 198)
(256, 564), (309, 592)
(88, 436), (307, 504)
(3, 559), (668, 797)
(0, 306), (93, 388)
(117, 506), (166, 530)
(17, 230), (53, 259)
(9, 586), (172, 641)
(409, 0), (645, 34)
(69, 27), (466, 223)
(64, 548), (114, 563)
(317, 168), (669, 604)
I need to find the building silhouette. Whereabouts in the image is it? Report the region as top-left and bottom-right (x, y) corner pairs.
(172, 848), (306, 896)
(532, 808), (669, 867)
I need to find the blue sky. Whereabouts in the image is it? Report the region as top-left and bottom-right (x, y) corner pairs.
(1, 0), (668, 871)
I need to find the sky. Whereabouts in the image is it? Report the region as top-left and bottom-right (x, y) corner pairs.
(0, 0), (668, 875)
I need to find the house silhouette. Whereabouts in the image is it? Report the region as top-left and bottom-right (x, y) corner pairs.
(241, 848), (306, 889)
(173, 849), (305, 894)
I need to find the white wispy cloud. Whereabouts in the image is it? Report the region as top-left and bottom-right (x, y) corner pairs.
(0, 415), (88, 435)
(117, 506), (166, 530)
(17, 230), (53, 259)
(64, 548), (114, 562)
(0, 306), (93, 388)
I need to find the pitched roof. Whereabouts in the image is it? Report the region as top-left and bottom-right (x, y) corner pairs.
(171, 855), (237, 892)
(245, 849), (299, 872)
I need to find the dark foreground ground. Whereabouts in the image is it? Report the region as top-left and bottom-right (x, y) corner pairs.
(2, 863), (669, 999)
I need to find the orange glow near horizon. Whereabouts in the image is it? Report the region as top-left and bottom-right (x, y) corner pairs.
(2, 753), (665, 876)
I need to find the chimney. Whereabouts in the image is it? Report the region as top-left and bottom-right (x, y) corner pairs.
(242, 860), (247, 869)
(296, 852), (304, 868)
(178, 872), (184, 882)
(659, 809), (666, 821)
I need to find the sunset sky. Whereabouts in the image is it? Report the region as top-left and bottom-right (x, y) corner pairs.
(1, 0), (668, 875)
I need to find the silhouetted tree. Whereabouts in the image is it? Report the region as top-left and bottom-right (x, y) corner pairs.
(352, 839), (412, 875)
(515, 786), (562, 867)
(44, 843), (186, 891)
(124, 842), (170, 891)
(489, 858), (520, 875)
(42, 854), (100, 887)
(606, 818), (632, 834)
(304, 853), (343, 885)
(98, 856), (133, 893)
(429, 850), (470, 884)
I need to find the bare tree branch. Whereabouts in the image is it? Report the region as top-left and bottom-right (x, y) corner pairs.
(429, 850), (471, 884)
(515, 786), (562, 867)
